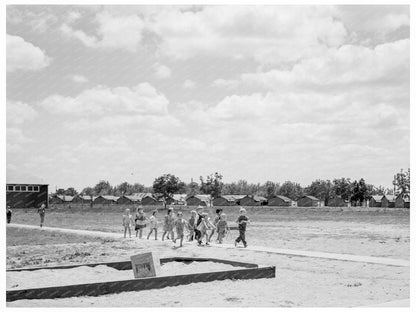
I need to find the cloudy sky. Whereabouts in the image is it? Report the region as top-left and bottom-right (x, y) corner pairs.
(6, 5), (410, 191)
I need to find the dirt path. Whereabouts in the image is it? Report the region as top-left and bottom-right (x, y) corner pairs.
(7, 223), (409, 267)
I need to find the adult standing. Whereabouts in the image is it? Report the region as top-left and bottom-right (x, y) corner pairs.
(38, 203), (46, 227)
(6, 206), (12, 224)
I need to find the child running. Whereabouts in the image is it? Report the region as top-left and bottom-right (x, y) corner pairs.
(122, 208), (133, 238)
(134, 207), (147, 239)
(206, 216), (216, 243)
(216, 213), (230, 244)
(194, 206), (204, 242)
(162, 207), (175, 241)
(187, 210), (197, 241)
(147, 210), (158, 240)
(196, 212), (210, 245)
(235, 207), (250, 248)
(209, 208), (222, 242)
(173, 212), (188, 247)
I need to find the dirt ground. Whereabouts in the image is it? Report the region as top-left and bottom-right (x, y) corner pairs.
(6, 208), (410, 307)
(9, 208), (410, 258)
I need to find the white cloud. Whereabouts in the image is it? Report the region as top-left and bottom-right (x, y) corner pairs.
(39, 82), (169, 116)
(60, 11), (145, 52)
(7, 34), (51, 72)
(7, 100), (38, 125)
(152, 63), (172, 79)
(148, 6), (347, 64)
(66, 11), (82, 23)
(238, 39), (409, 90)
(60, 23), (97, 47)
(7, 7), (58, 33)
(337, 6), (409, 43)
(183, 79), (196, 89)
(6, 128), (33, 153)
(212, 78), (239, 89)
(69, 74), (89, 83)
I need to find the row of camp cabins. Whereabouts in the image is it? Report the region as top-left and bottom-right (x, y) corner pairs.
(49, 193), (410, 208)
(50, 193), (288, 206)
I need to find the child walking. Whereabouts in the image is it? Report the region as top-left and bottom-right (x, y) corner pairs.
(134, 207), (147, 239)
(147, 210), (158, 240)
(209, 208), (222, 242)
(206, 216), (216, 243)
(122, 208), (133, 238)
(6, 206), (12, 224)
(194, 206), (204, 242)
(196, 212), (210, 245)
(216, 213), (230, 244)
(173, 212), (188, 247)
(162, 207), (175, 241)
(235, 208), (250, 248)
(38, 204), (46, 228)
(187, 210), (197, 241)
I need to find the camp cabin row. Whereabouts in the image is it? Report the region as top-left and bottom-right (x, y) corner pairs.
(368, 194), (410, 208)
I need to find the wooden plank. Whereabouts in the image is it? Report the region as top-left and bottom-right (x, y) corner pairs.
(6, 266), (275, 302)
(7, 257), (258, 272)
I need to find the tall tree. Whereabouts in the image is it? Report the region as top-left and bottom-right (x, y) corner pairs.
(305, 180), (333, 205)
(93, 180), (112, 195)
(115, 182), (133, 196)
(350, 178), (369, 206)
(131, 183), (147, 194)
(185, 180), (200, 196)
(200, 172), (223, 199)
(56, 188), (65, 195)
(332, 178), (353, 201)
(81, 186), (95, 196)
(393, 168), (410, 196)
(278, 181), (304, 200)
(259, 181), (280, 198)
(64, 187), (78, 196)
(153, 174), (185, 207)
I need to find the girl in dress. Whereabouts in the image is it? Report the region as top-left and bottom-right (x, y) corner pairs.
(122, 208), (133, 238)
(147, 210), (158, 240)
(162, 207), (175, 241)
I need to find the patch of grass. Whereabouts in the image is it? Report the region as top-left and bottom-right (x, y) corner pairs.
(6, 227), (115, 246)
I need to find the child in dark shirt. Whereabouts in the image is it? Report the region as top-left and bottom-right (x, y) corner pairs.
(235, 207), (250, 248)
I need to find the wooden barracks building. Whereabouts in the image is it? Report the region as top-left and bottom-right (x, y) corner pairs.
(6, 181), (49, 208)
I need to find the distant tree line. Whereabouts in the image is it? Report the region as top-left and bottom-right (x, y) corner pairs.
(53, 169), (410, 206)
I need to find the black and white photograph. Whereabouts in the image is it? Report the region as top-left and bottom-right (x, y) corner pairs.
(3, 2), (413, 308)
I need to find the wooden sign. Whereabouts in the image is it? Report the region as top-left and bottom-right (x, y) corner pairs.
(130, 252), (161, 278)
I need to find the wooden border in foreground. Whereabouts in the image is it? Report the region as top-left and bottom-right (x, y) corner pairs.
(6, 257), (275, 302)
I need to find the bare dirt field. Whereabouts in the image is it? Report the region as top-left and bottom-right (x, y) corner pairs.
(6, 207), (410, 307)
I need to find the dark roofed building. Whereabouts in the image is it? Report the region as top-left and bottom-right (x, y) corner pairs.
(395, 193), (410, 208)
(268, 195), (291, 206)
(381, 195), (396, 208)
(117, 195), (142, 205)
(49, 195), (74, 204)
(94, 195), (119, 205)
(327, 196), (348, 207)
(297, 195), (319, 207)
(6, 182), (49, 208)
(213, 195), (245, 206)
(72, 195), (95, 203)
(186, 195), (211, 206)
(369, 195), (383, 207)
(239, 195), (267, 206)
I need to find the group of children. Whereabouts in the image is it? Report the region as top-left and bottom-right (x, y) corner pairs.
(122, 205), (250, 248)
